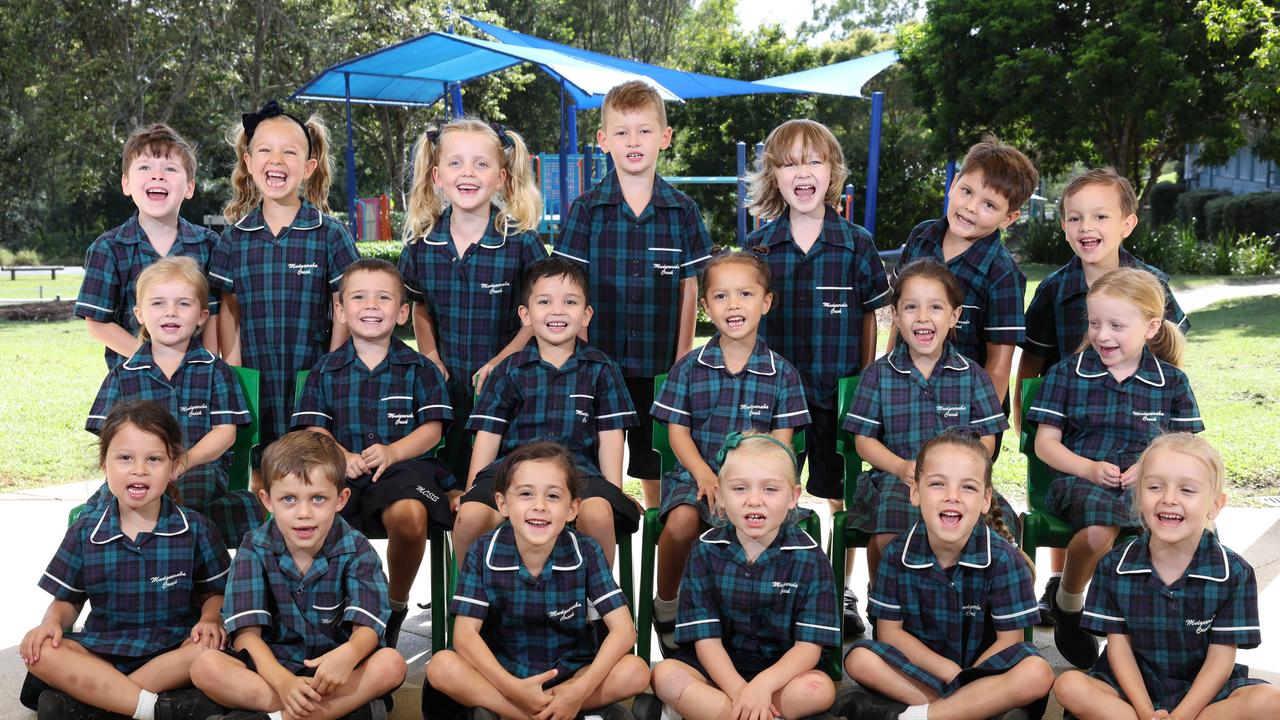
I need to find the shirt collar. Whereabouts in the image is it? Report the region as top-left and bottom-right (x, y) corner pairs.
(1059, 248), (1144, 301)
(112, 214), (208, 247)
(1074, 346), (1166, 386)
(590, 170), (682, 210)
(696, 522), (818, 566)
(900, 521), (993, 570)
(511, 339), (607, 372)
(755, 207), (856, 250)
(919, 217), (1002, 274)
(233, 200), (323, 232)
(483, 523), (585, 573)
(119, 342), (216, 374)
(420, 206), (510, 249)
(89, 494), (190, 545)
(1113, 531), (1230, 583)
(318, 336), (424, 373)
(884, 339), (971, 377)
(254, 514), (360, 561)
(696, 334), (777, 376)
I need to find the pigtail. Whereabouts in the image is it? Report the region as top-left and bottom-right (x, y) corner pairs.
(1148, 319), (1186, 368)
(301, 115), (332, 215)
(495, 128), (542, 234)
(222, 124), (260, 223)
(985, 505), (1034, 573)
(403, 129), (446, 241)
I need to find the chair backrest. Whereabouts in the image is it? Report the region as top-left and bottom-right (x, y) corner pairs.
(227, 366), (261, 493)
(836, 375), (864, 507)
(1018, 376), (1053, 513)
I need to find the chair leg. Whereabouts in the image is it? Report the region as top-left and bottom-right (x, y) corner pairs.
(617, 528), (634, 618)
(636, 508), (662, 663)
(429, 528), (447, 653)
(1021, 519), (1038, 643)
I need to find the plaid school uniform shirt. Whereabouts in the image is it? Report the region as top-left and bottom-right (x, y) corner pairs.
(852, 522), (1042, 696)
(1021, 250), (1190, 368)
(38, 495), (231, 663)
(223, 516), (390, 673)
(450, 524), (628, 680)
(1081, 532), (1266, 708)
(553, 170), (713, 378)
(466, 341), (637, 477)
(894, 219), (1026, 367)
(1024, 347), (1204, 531)
(85, 342), (256, 542)
(208, 201), (360, 441)
(75, 214), (222, 370)
(841, 341), (1010, 534)
(745, 208), (892, 409)
(291, 336), (452, 457)
(397, 207), (548, 382)
(674, 524), (841, 659)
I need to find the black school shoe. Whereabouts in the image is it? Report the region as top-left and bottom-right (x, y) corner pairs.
(584, 702), (637, 720)
(36, 691), (107, 720)
(835, 690), (908, 720)
(385, 607), (409, 649)
(156, 687), (225, 720)
(1049, 588), (1100, 668)
(1036, 576), (1059, 627)
(631, 693), (664, 720)
(843, 588), (867, 637)
(350, 698), (389, 720)
(652, 598), (678, 658)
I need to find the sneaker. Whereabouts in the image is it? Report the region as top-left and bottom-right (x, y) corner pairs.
(156, 687), (224, 720)
(350, 698), (389, 720)
(1048, 586), (1100, 668)
(630, 693), (663, 720)
(36, 691), (106, 720)
(652, 597), (678, 658)
(834, 690), (907, 720)
(1036, 576), (1059, 627)
(385, 607), (409, 649)
(842, 588), (867, 637)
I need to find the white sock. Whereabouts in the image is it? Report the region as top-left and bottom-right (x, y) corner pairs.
(653, 595), (678, 620)
(1056, 586), (1085, 613)
(898, 704), (929, 720)
(132, 690), (158, 720)
(660, 704), (684, 720)
(268, 712), (283, 720)
(389, 597), (408, 611)
(1050, 571), (1063, 579)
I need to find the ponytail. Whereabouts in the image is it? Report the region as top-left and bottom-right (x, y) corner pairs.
(301, 115), (332, 215)
(403, 129), (446, 241)
(1147, 319), (1185, 368)
(496, 128), (541, 234)
(223, 124), (258, 223)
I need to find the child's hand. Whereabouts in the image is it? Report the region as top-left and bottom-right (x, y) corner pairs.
(448, 489), (463, 513)
(732, 678), (779, 720)
(302, 645), (360, 695)
(1087, 461), (1123, 488)
(190, 619), (226, 649)
(895, 460), (917, 485)
(361, 444), (397, 482)
(1119, 464), (1140, 488)
(473, 361), (498, 393)
(344, 451), (370, 479)
(536, 676), (589, 720)
(20, 622), (62, 665)
(273, 674), (322, 717)
(1150, 710), (1171, 720)
(694, 468), (720, 512)
(510, 668), (557, 715)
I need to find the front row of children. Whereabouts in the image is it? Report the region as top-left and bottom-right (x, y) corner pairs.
(22, 393), (1276, 720)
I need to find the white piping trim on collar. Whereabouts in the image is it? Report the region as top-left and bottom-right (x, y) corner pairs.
(698, 527), (730, 545)
(1187, 539), (1230, 583)
(121, 358), (152, 371)
(780, 527), (819, 550)
(900, 523), (933, 569)
(1115, 538), (1149, 575)
(1074, 352), (1108, 379)
(958, 525), (993, 569)
(940, 353), (971, 372)
(484, 526), (584, 571)
(694, 342), (778, 376)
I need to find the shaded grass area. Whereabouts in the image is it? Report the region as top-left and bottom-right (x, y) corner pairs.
(0, 274), (84, 302)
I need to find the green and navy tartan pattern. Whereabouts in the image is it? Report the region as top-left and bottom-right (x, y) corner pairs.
(1081, 532), (1266, 709)
(552, 170), (714, 378)
(74, 214), (222, 369)
(207, 201), (360, 441)
(745, 207), (892, 409)
(450, 525), (628, 680)
(291, 336), (452, 457)
(397, 206), (548, 382)
(222, 516), (390, 673)
(894, 218), (1026, 367)
(853, 522), (1041, 695)
(38, 496), (231, 660)
(1021, 250), (1190, 368)
(674, 524), (841, 657)
(466, 341), (637, 478)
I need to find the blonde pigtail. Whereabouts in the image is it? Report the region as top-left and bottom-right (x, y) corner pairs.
(496, 128), (542, 234)
(403, 129), (446, 241)
(1149, 319), (1186, 368)
(222, 125), (260, 223)
(302, 115), (332, 215)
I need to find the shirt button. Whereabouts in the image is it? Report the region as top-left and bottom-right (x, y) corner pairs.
(367, 432), (376, 440)
(295, 588), (303, 595)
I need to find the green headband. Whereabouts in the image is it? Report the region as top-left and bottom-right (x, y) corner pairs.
(714, 430), (798, 472)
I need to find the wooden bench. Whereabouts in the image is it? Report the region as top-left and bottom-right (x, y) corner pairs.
(1, 266), (59, 280)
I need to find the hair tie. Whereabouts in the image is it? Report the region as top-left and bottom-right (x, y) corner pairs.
(715, 431), (798, 471)
(488, 121), (515, 149)
(242, 100), (312, 158)
(423, 118), (448, 147)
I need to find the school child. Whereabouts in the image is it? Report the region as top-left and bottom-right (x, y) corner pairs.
(553, 80), (714, 510)
(21, 401), (232, 720)
(398, 117), (548, 483)
(894, 136), (1038, 409)
(1025, 267), (1202, 669)
(452, 257), (639, 564)
(1013, 167), (1190, 626)
(209, 100), (360, 449)
(842, 259), (1014, 588)
(645, 431), (840, 720)
(1053, 433), (1280, 720)
(290, 258), (455, 648)
(650, 251), (811, 656)
(743, 118), (891, 633)
(76, 123), (221, 370)
(85, 256), (258, 545)
(424, 442), (650, 720)
(190, 431), (407, 720)
(842, 428), (1054, 720)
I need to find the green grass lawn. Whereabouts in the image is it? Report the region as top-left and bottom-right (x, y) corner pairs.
(0, 274), (84, 302)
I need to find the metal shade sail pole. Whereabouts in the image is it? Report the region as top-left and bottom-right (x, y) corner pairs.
(344, 73), (358, 239)
(864, 91), (883, 236)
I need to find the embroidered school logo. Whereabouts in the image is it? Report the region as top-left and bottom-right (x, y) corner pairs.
(739, 403), (770, 417)
(652, 262), (677, 276)
(1185, 618), (1213, 634)
(773, 581), (798, 595)
(287, 262), (319, 276)
(575, 409), (590, 422)
(415, 485), (440, 502)
(962, 603), (982, 617)
(150, 571), (187, 589)
(180, 403), (207, 418)
(936, 405), (965, 419)
(548, 602), (582, 622)
(1132, 410), (1165, 422)
(822, 301), (847, 315)
(480, 281), (509, 295)
(387, 412), (412, 426)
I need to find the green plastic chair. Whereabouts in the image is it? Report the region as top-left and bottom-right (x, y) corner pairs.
(636, 374), (823, 669)
(828, 374), (869, 641)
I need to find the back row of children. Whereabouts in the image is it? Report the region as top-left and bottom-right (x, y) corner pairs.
(38, 76), (1270, 719)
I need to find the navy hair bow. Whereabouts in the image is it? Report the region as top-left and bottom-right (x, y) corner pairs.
(242, 100), (312, 157)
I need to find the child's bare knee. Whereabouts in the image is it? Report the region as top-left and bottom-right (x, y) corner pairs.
(384, 500), (428, 537)
(367, 648), (407, 689)
(617, 655), (651, 694)
(664, 506), (699, 541)
(425, 650), (461, 687)
(844, 647), (875, 678)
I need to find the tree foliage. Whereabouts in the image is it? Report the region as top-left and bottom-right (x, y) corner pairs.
(1200, 0), (1280, 163)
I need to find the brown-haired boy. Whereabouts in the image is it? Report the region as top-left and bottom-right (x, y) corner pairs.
(552, 80), (713, 512)
(191, 431), (406, 719)
(75, 123), (221, 369)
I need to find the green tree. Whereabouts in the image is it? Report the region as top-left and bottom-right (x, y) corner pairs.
(802, 0), (923, 36)
(1200, 0), (1280, 163)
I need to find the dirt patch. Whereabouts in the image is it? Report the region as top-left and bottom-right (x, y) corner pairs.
(0, 301), (75, 321)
